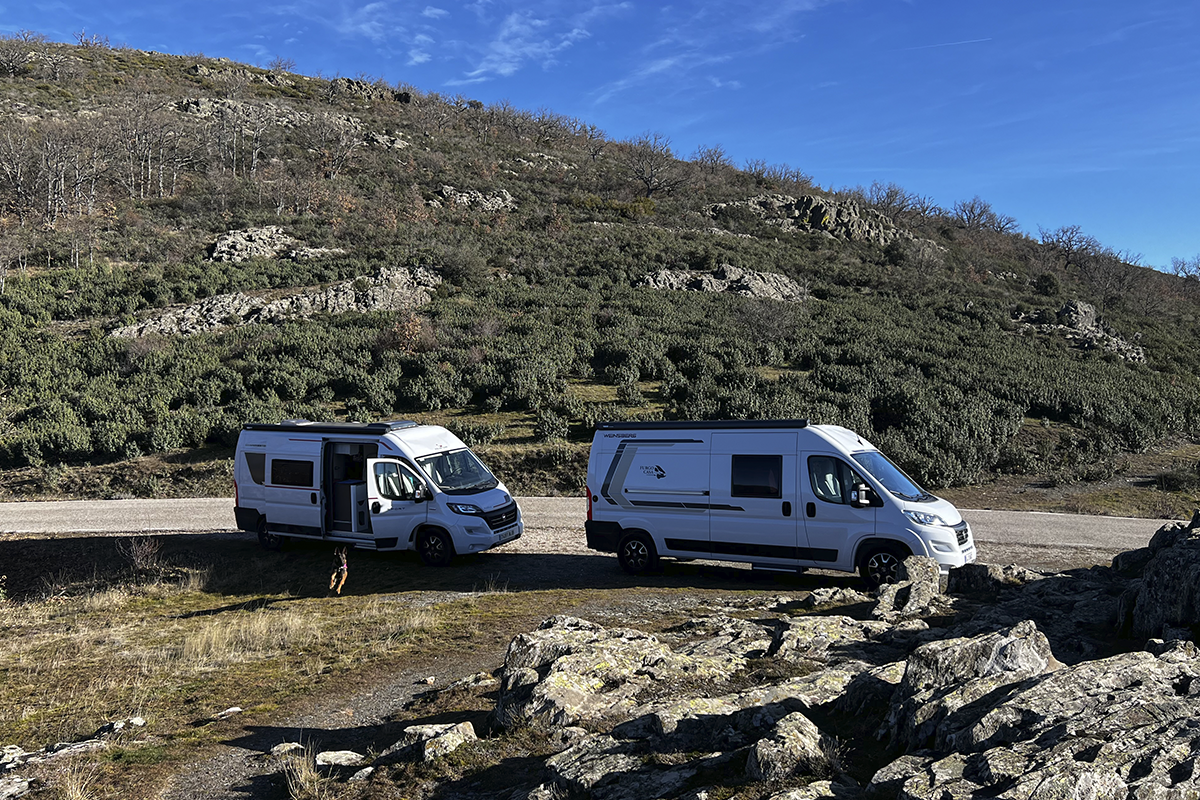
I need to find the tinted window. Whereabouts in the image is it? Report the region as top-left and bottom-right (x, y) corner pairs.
(731, 454), (782, 498)
(244, 452), (266, 485)
(271, 458), (313, 487)
(851, 451), (928, 501)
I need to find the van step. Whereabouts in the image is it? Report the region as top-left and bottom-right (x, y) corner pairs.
(750, 563), (802, 573)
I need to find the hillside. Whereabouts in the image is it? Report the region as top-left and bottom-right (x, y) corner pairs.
(1, 36), (1199, 515)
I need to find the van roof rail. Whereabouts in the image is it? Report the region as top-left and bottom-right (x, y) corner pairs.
(595, 419), (810, 430)
(242, 420), (421, 434)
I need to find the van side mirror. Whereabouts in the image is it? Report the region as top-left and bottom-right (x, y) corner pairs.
(850, 483), (874, 508)
(414, 483), (428, 502)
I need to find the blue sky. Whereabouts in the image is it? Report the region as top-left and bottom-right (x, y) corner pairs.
(5, 0), (1199, 267)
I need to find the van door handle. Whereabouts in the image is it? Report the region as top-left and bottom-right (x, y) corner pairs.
(782, 501), (791, 517)
(311, 492), (317, 504)
(806, 502), (816, 518)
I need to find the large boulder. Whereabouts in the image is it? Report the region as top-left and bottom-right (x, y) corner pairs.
(884, 620), (1062, 751)
(492, 616), (755, 731)
(869, 640), (1200, 800)
(1121, 512), (1200, 641)
(639, 263), (808, 303)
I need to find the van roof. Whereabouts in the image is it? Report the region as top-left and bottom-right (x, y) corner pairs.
(242, 420), (421, 435)
(594, 419), (810, 430)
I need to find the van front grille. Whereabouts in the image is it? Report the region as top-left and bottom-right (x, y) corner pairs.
(953, 521), (970, 546)
(482, 502), (519, 531)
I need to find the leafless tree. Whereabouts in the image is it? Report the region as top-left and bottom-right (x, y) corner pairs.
(1169, 255), (1200, 281)
(1039, 224), (1101, 272)
(691, 143), (731, 175)
(0, 30), (45, 77)
(0, 121), (37, 220)
(299, 112), (363, 179)
(37, 46), (71, 81)
(268, 56), (296, 73)
(73, 29), (110, 49)
(864, 181), (915, 223)
(952, 196), (1018, 233)
(623, 132), (686, 198)
(581, 124), (606, 161)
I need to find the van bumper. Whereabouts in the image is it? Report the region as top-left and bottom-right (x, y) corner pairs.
(234, 506), (259, 532)
(585, 520), (623, 553)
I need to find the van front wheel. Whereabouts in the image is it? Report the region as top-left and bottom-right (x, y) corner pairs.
(858, 543), (908, 589)
(418, 530), (454, 567)
(617, 532), (658, 575)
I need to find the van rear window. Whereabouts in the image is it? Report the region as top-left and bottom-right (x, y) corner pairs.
(271, 458), (314, 487)
(244, 453), (266, 485)
(731, 454), (782, 498)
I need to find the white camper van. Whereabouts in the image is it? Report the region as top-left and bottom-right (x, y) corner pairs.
(585, 420), (974, 586)
(234, 420), (522, 565)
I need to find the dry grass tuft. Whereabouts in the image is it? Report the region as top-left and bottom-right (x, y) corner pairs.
(52, 759), (101, 800)
(283, 747), (337, 800)
(179, 610), (322, 668)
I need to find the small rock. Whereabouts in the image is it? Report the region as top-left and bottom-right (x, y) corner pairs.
(315, 750), (364, 767)
(348, 766), (374, 782)
(215, 707), (242, 720)
(270, 742), (304, 757)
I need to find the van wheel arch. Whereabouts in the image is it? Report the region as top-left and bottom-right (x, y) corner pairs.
(417, 526), (455, 567)
(617, 530), (659, 575)
(856, 539), (911, 589)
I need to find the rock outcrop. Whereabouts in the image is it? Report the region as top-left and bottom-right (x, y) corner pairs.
(110, 266), (440, 338)
(708, 194), (912, 245)
(1016, 299), (1145, 362)
(639, 263), (809, 302)
(427, 184), (517, 212)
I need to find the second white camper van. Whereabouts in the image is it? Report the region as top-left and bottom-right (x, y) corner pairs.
(585, 420), (974, 586)
(234, 420), (522, 565)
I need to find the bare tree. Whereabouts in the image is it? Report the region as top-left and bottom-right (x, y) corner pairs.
(624, 132), (686, 198)
(952, 195), (1018, 233)
(37, 46), (71, 81)
(74, 29), (110, 49)
(0, 121), (37, 220)
(0, 30), (46, 77)
(691, 143), (731, 175)
(299, 113), (363, 179)
(268, 55), (296, 73)
(581, 124), (607, 161)
(1169, 255), (1200, 281)
(1039, 224), (1101, 271)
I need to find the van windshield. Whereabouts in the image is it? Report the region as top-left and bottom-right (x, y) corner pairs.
(415, 448), (498, 495)
(850, 451), (931, 502)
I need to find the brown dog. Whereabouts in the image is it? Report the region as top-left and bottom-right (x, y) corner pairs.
(329, 547), (348, 595)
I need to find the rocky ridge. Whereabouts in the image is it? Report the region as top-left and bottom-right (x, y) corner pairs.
(640, 263), (810, 303)
(110, 264), (440, 338)
(708, 194), (913, 246)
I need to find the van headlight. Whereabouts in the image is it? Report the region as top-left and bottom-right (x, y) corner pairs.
(904, 509), (950, 527)
(447, 503), (483, 515)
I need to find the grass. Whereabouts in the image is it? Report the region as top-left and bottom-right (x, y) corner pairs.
(1, 531), (768, 798)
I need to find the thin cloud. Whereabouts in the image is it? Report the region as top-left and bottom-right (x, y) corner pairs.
(462, 3), (630, 81)
(408, 49), (431, 65)
(423, 6), (449, 19)
(898, 37), (992, 52)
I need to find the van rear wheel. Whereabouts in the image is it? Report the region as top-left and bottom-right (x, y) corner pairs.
(257, 518), (284, 551)
(617, 532), (658, 575)
(418, 529), (454, 567)
(858, 543), (908, 589)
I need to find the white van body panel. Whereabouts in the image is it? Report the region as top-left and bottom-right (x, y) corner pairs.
(234, 420), (522, 560)
(585, 420), (975, 580)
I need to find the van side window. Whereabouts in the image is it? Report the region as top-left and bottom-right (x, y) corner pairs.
(731, 454), (782, 498)
(375, 462), (415, 501)
(808, 456), (867, 505)
(271, 459), (314, 487)
(244, 452), (266, 485)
